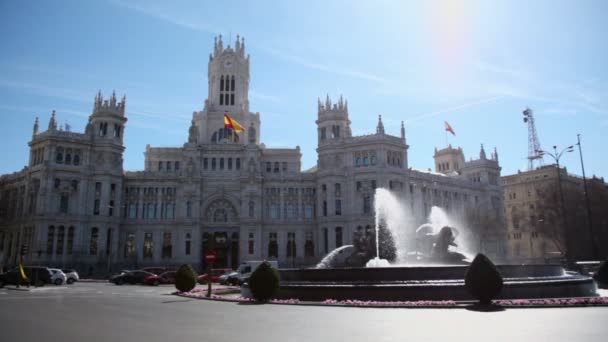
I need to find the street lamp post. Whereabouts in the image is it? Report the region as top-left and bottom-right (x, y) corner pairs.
(576, 134), (597, 260)
(538, 145), (574, 265)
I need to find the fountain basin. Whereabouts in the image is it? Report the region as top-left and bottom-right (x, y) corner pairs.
(275, 265), (598, 301)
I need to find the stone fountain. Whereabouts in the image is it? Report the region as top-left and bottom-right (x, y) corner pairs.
(273, 189), (599, 302)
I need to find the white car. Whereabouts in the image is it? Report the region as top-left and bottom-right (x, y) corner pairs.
(61, 269), (79, 284)
(49, 268), (67, 285)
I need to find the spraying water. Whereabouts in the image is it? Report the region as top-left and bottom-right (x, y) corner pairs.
(316, 245), (354, 269)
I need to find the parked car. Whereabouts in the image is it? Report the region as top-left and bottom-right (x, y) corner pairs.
(49, 268), (67, 285)
(197, 268), (234, 284)
(0, 266), (52, 287)
(142, 267), (173, 275)
(235, 261), (279, 285)
(110, 270), (155, 285)
(62, 269), (79, 284)
(219, 271), (239, 285)
(144, 271), (177, 286)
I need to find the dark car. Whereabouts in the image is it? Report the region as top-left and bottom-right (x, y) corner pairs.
(144, 271), (177, 286)
(110, 270), (155, 285)
(0, 266), (53, 287)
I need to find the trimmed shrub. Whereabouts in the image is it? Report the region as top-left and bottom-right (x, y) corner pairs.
(465, 253), (503, 305)
(249, 261), (280, 302)
(595, 260), (608, 288)
(175, 264), (198, 293)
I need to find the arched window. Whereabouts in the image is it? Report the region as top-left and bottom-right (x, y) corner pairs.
(213, 208), (228, 222)
(90, 227), (99, 255)
(231, 75), (235, 91)
(286, 232), (296, 258)
(363, 157), (369, 166)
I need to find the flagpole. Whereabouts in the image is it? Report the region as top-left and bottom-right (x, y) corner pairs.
(445, 129), (448, 147)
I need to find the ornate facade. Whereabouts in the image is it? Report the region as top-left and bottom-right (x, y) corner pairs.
(0, 36), (507, 273)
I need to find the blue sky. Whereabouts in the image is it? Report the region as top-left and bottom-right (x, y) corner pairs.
(1, 0), (607, 179)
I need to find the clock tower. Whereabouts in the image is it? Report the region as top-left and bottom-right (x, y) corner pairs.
(193, 35), (260, 145)
(206, 34), (250, 113)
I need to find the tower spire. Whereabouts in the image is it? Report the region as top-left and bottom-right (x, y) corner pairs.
(401, 121), (405, 141)
(48, 110), (57, 131)
(33, 117), (39, 137)
(376, 115), (385, 134)
(480, 144), (487, 160)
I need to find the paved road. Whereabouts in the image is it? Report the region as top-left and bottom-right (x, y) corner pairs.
(1, 282), (607, 342)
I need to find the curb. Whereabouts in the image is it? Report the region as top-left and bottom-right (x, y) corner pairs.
(175, 292), (608, 309)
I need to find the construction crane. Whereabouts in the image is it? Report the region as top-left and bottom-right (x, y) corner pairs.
(523, 108), (544, 170)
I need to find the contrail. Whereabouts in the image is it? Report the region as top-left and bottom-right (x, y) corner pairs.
(405, 95), (505, 124)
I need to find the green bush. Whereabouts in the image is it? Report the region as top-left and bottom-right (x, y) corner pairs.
(465, 253), (503, 305)
(595, 260), (608, 288)
(175, 264), (198, 293)
(249, 261), (280, 302)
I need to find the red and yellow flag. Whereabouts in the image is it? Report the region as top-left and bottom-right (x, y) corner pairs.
(444, 121), (456, 136)
(224, 113), (245, 133)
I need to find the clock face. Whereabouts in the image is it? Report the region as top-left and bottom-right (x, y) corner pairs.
(224, 60), (233, 68)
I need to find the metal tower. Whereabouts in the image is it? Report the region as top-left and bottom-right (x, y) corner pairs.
(522, 107), (544, 170)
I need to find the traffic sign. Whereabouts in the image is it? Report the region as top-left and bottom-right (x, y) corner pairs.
(205, 250), (216, 263)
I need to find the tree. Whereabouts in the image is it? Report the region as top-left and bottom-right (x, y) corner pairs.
(175, 264), (198, 293)
(249, 261), (280, 302)
(465, 253), (503, 305)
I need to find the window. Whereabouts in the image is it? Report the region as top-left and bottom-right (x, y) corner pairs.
(248, 232), (255, 255)
(248, 201), (254, 218)
(274, 162), (279, 173)
(363, 195), (371, 214)
(323, 228), (328, 254)
(109, 200), (114, 217)
(166, 161), (171, 171)
(187, 201), (192, 218)
(73, 151), (80, 165)
(304, 204), (313, 219)
(305, 232), (314, 257)
(94, 199), (100, 215)
(143, 232), (153, 258)
(175, 161), (180, 171)
(335, 227), (343, 248)
(228, 158), (232, 170)
(266, 162), (271, 173)
(282, 162), (287, 172)
(287, 232), (296, 258)
(56, 226), (65, 255)
(220, 158), (224, 170)
(125, 232), (135, 258)
(185, 233), (192, 255)
(60, 193), (69, 214)
(212, 158), (216, 170)
(203, 158), (208, 169)
(114, 124), (121, 138)
(268, 232), (278, 258)
(90, 227), (99, 255)
(47, 226), (55, 254)
(335, 199), (341, 216)
(106, 228), (112, 256)
(322, 201), (327, 217)
(158, 161), (163, 171)
(162, 232), (172, 259)
(67, 226), (74, 255)
(65, 149), (72, 164)
(56, 147), (64, 164)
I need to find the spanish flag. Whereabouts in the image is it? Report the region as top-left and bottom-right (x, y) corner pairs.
(224, 113), (245, 133)
(19, 263), (29, 282)
(444, 121), (456, 136)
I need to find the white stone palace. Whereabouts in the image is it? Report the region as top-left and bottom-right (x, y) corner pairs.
(0, 36), (507, 273)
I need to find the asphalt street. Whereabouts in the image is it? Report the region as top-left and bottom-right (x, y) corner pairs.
(1, 282), (607, 342)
